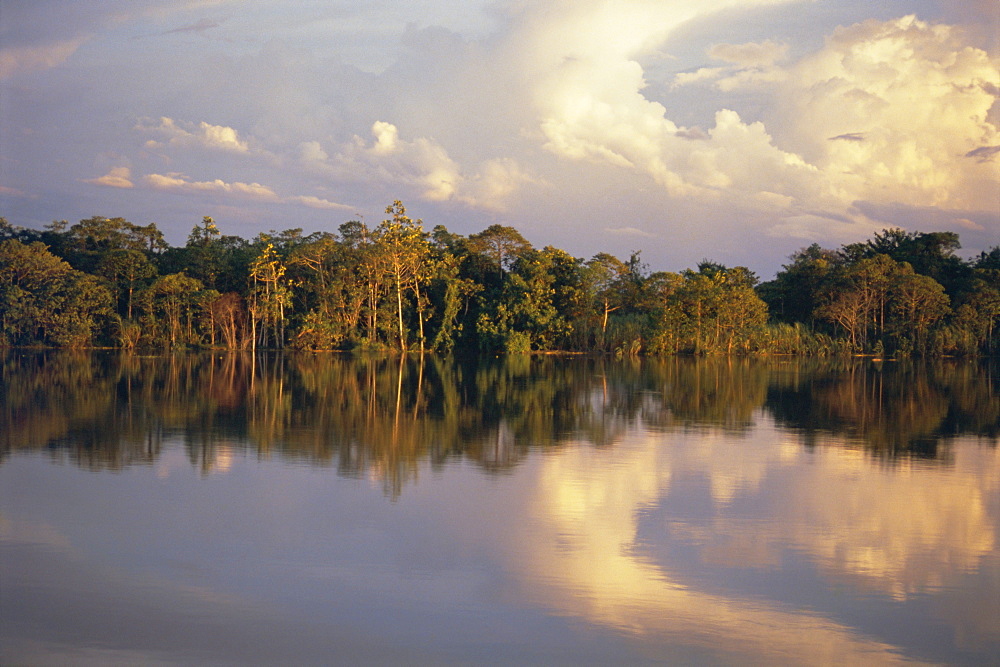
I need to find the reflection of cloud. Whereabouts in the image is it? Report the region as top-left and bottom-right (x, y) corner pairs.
(212, 446), (233, 474)
(509, 429), (907, 662)
(154, 445), (192, 480)
(770, 444), (998, 599)
(0, 516), (73, 551)
(508, 419), (997, 659)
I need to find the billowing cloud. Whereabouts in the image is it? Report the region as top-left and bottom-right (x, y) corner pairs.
(530, 7), (997, 244)
(84, 167), (134, 189)
(322, 121), (537, 210)
(773, 15), (1000, 212)
(136, 117), (251, 153)
(335, 121), (461, 201)
(2, 1), (996, 273)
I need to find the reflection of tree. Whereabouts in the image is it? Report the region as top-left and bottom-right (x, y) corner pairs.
(766, 359), (999, 457)
(1, 351), (160, 469)
(2, 352), (996, 489)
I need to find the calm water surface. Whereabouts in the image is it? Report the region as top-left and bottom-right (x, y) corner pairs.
(1, 352), (998, 665)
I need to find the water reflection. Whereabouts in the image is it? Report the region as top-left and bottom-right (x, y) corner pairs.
(2, 352), (998, 663)
(512, 431), (911, 663)
(3, 352), (995, 478)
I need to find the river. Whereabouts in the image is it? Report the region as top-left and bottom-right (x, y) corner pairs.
(1, 352), (998, 664)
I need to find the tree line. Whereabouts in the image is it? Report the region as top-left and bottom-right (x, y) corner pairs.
(1, 205), (997, 356)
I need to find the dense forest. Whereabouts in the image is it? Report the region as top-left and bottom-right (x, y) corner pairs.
(1, 203), (998, 356)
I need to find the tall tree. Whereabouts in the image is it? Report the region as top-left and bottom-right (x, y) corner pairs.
(248, 238), (293, 350)
(375, 201), (430, 351)
(585, 252), (628, 338)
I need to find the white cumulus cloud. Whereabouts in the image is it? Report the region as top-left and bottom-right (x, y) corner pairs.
(774, 15), (1000, 212)
(521, 5), (997, 243)
(326, 121), (537, 210)
(84, 166), (134, 189)
(136, 117), (251, 153)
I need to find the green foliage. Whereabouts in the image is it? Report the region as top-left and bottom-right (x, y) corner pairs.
(0, 239), (112, 347)
(139, 272), (206, 348)
(2, 212), (997, 357)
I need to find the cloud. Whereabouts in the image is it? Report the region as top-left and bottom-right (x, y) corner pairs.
(708, 40), (788, 67)
(162, 18), (222, 35)
(953, 218), (985, 231)
(3, 1), (995, 276)
(0, 1), (230, 79)
(0, 185), (34, 198)
(287, 195), (353, 211)
(297, 141), (329, 164)
(460, 158), (541, 211)
(772, 15), (1000, 212)
(526, 1), (814, 200)
(0, 37), (89, 80)
(144, 172), (278, 200)
(142, 171), (353, 212)
(370, 121), (400, 155)
(965, 145), (1000, 162)
(136, 117), (250, 153)
(326, 121), (537, 210)
(527, 7), (997, 245)
(672, 66), (727, 88)
(829, 133), (866, 142)
(605, 226), (657, 238)
(83, 166), (135, 188)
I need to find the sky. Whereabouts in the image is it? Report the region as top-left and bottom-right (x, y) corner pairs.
(1, 0), (998, 278)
